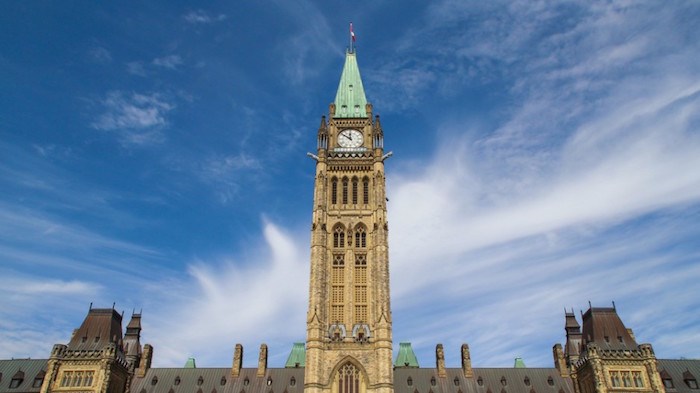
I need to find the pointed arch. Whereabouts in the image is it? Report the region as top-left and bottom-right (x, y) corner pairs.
(362, 176), (369, 204)
(333, 224), (345, 248)
(353, 224), (366, 248)
(351, 176), (359, 204)
(329, 357), (368, 393)
(331, 177), (339, 205)
(342, 177), (349, 204)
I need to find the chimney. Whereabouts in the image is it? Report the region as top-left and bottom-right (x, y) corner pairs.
(553, 344), (567, 377)
(232, 344), (243, 377)
(137, 344), (153, 377)
(436, 344), (446, 378)
(461, 344), (473, 378)
(257, 344), (268, 377)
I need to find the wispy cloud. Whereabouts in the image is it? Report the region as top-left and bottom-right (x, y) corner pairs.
(144, 222), (308, 367)
(91, 91), (174, 145)
(194, 152), (263, 204)
(126, 61), (147, 76)
(183, 10), (227, 24)
(88, 46), (112, 64)
(153, 55), (183, 70)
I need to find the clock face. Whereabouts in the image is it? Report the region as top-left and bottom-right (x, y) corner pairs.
(337, 129), (364, 148)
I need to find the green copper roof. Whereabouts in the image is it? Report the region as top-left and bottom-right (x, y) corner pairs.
(514, 357), (526, 368)
(285, 343), (306, 368)
(334, 50), (367, 118)
(184, 357), (196, 368)
(394, 342), (420, 368)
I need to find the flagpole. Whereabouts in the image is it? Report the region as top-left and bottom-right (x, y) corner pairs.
(350, 22), (354, 53)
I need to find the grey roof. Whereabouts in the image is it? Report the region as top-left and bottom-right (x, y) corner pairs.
(393, 368), (573, 393)
(131, 368), (304, 393)
(0, 359), (47, 393)
(133, 366), (573, 393)
(657, 359), (700, 393)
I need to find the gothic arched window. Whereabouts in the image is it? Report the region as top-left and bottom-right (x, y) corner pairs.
(335, 363), (364, 393)
(354, 225), (366, 248)
(352, 177), (359, 204)
(342, 177), (349, 204)
(333, 225), (345, 248)
(362, 177), (369, 204)
(331, 178), (338, 205)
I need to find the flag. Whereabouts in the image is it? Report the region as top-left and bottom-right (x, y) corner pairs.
(350, 22), (356, 42)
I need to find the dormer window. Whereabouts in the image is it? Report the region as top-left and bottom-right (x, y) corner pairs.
(244, 378), (250, 386)
(197, 376), (204, 386)
(664, 378), (675, 389)
(290, 377), (296, 387)
(454, 377), (460, 386)
(407, 377), (413, 386)
(547, 377), (554, 386)
(174, 376), (181, 385)
(501, 377), (507, 386)
(477, 377), (484, 386)
(151, 376), (158, 386)
(524, 377), (531, 386)
(221, 377), (227, 386)
(267, 377), (273, 386)
(9, 371), (24, 389)
(686, 379), (699, 389)
(32, 371), (45, 388)
(430, 377), (436, 386)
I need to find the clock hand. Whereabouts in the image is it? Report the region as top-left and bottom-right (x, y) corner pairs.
(344, 133), (353, 140)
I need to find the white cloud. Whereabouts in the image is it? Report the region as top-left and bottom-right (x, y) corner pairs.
(88, 46), (112, 64)
(126, 61), (147, 76)
(183, 10), (227, 24)
(144, 222), (308, 367)
(153, 55), (183, 70)
(92, 91), (174, 145)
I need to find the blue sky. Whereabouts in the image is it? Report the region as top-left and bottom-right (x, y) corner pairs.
(1, 1), (700, 369)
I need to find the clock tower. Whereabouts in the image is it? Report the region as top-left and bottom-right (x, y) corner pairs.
(304, 49), (394, 393)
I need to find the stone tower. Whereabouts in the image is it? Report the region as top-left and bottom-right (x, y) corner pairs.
(304, 49), (393, 393)
(41, 307), (136, 393)
(564, 306), (664, 393)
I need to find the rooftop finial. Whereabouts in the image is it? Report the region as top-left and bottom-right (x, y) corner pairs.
(349, 22), (356, 53)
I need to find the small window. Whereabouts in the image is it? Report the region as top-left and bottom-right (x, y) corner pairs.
(501, 377), (507, 386)
(267, 377), (273, 386)
(175, 376), (181, 385)
(524, 377), (531, 386)
(33, 377), (43, 388)
(407, 377), (413, 386)
(686, 379), (699, 389)
(82, 336), (87, 343)
(477, 377), (484, 386)
(151, 376), (158, 386)
(664, 378), (675, 389)
(604, 336), (609, 343)
(354, 105), (360, 114)
(198, 376), (204, 386)
(9, 378), (23, 389)
(430, 377), (436, 386)
(617, 336), (623, 343)
(547, 376), (554, 386)
(221, 377), (227, 386)
(290, 377), (296, 387)
(94, 336), (100, 343)
(454, 377), (460, 386)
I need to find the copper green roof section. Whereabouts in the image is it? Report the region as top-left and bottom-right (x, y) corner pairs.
(394, 342), (419, 368)
(285, 343), (306, 368)
(514, 357), (526, 368)
(184, 357), (196, 368)
(334, 50), (368, 118)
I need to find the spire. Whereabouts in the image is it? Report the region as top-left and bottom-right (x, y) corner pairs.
(284, 342), (306, 368)
(394, 342), (419, 368)
(333, 50), (368, 118)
